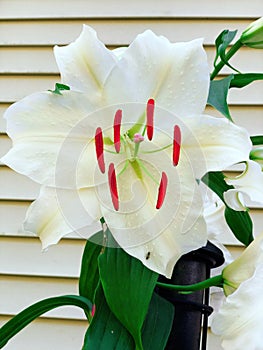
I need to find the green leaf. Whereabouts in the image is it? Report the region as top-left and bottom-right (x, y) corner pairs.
(207, 75), (234, 120)
(98, 231), (159, 350)
(224, 206), (253, 246)
(0, 295), (92, 349)
(83, 283), (135, 350)
(79, 231), (104, 302)
(230, 73), (263, 88)
(202, 171), (253, 246)
(251, 135), (263, 146)
(142, 293), (174, 350)
(48, 83), (70, 95)
(214, 29), (239, 72)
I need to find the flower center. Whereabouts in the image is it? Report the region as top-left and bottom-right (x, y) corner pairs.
(94, 99), (181, 211)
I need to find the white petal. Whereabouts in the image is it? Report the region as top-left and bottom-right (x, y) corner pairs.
(222, 231), (263, 293)
(104, 30), (209, 116)
(54, 25), (117, 93)
(24, 186), (102, 248)
(99, 151), (207, 277)
(1, 90), (114, 188)
(212, 263), (263, 350)
(183, 115), (252, 178)
(224, 160), (263, 208)
(223, 189), (248, 211)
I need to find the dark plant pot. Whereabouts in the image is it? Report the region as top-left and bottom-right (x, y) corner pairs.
(156, 241), (224, 350)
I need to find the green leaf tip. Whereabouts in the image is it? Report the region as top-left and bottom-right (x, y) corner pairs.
(48, 83), (70, 95)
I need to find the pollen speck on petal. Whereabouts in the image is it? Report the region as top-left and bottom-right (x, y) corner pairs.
(173, 125), (181, 166)
(156, 172), (168, 209)
(108, 163), (119, 211)
(95, 127), (105, 173)
(146, 98), (155, 141)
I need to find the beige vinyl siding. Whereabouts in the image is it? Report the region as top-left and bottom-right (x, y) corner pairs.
(0, 1), (262, 348)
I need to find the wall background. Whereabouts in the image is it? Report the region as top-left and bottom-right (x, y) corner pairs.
(0, 1), (262, 349)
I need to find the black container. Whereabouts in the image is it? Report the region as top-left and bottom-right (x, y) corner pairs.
(156, 241), (224, 350)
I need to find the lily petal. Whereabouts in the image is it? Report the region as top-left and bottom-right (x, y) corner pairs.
(224, 160), (263, 210)
(104, 30), (209, 117)
(1, 90), (117, 188)
(222, 231), (263, 294)
(24, 186), (102, 249)
(211, 263), (263, 350)
(99, 152), (207, 277)
(54, 25), (117, 94)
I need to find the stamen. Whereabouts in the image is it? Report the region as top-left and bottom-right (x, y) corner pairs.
(114, 109), (122, 153)
(108, 163), (119, 211)
(173, 125), (181, 166)
(156, 172), (168, 209)
(95, 127), (105, 173)
(146, 98), (155, 141)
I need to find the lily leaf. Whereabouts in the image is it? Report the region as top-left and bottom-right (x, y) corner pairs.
(79, 230), (104, 321)
(214, 29), (239, 72)
(0, 295), (92, 349)
(83, 283), (135, 350)
(79, 230), (104, 302)
(48, 83), (70, 95)
(142, 292), (174, 350)
(98, 231), (159, 350)
(202, 171), (253, 246)
(230, 73), (263, 88)
(251, 135), (263, 146)
(207, 75), (234, 121)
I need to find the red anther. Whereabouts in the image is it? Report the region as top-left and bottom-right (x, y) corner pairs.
(156, 172), (168, 210)
(108, 163), (119, 211)
(95, 127), (105, 173)
(146, 98), (155, 141)
(173, 125), (181, 166)
(114, 109), (122, 153)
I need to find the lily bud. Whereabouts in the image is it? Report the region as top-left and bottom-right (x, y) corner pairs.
(240, 17), (263, 49)
(250, 147), (263, 168)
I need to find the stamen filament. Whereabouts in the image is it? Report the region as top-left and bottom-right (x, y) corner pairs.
(114, 109), (122, 153)
(146, 98), (155, 141)
(95, 127), (105, 173)
(108, 163), (119, 211)
(156, 172), (168, 209)
(173, 125), (181, 166)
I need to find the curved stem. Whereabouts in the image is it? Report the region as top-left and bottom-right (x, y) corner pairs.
(210, 39), (243, 80)
(156, 274), (224, 292)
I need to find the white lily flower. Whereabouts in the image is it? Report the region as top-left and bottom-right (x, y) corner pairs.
(212, 231), (263, 349)
(224, 160), (263, 211)
(1, 25), (252, 277)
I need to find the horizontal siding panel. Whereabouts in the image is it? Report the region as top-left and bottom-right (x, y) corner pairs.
(205, 106), (263, 135)
(0, 0), (261, 19)
(1, 46), (263, 75)
(0, 316), (87, 350)
(0, 19), (253, 46)
(0, 275), (85, 320)
(0, 236), (84, 277)
(1, 75), (262, 104)
(0, 200), (86, 238)
(0, 167), (39, 200)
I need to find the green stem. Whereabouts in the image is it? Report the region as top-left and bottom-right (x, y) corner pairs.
(210, 39), (243, 80)
(156, 274), (224, 292)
